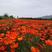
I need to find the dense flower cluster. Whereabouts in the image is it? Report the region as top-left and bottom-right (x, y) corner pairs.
(0, 19), (52, 52)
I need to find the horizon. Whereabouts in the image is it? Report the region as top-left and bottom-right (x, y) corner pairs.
(0, 14), (52, 18)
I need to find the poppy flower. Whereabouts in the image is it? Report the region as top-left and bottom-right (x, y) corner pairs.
(10, 43), (19, 48)
(45, 40), (52, 46)
(17, 36), (23, 41)
(31, 46), (40, 52)
(3, 37), (15, 45)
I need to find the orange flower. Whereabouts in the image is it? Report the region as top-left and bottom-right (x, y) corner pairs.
(11, 48), (15, 52)
(10, 43), (19, 48)
(45, 40), (52, 46)
(6, 32), (18, 40)
(3, 37), (15, 45)
(17, 36), (23, 41)
(31, 46), (40, 52)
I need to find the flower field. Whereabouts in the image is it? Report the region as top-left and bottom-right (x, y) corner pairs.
(0, 19), (52, 52)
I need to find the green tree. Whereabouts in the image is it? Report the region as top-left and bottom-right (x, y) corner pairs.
(0, 16), (3, 19)
(10, 15), (14, 19)
(3, 14), (9, 19)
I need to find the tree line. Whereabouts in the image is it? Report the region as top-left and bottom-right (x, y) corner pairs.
(0, 14), (52, 20)
(0, 14), (16, 19)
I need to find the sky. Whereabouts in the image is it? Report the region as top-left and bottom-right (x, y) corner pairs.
(0, 0), (52, 17)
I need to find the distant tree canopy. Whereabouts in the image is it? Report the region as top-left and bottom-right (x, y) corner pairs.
(0, 14), (15, 19)
(0, 16), (3, 19)
(4, 14), (8, 17)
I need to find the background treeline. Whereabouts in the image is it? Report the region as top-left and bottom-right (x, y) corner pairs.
(0, 14), (15, 19)
(0, 14), (52, 20)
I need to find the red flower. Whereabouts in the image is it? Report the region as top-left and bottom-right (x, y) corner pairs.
(0, 33), (4, 38)
(10, 43), (19, 48)
(31, 46), (40, 52)
(45, 40), (52, 46)
(3, 37), (15, 45)
(6, 32), (18, 40)
(0, 46), (6, 51)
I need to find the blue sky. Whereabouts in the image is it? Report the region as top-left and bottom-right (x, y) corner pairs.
(0, 0), (52, 17)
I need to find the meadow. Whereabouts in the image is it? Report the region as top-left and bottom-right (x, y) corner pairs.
(0, 19), (52, 52)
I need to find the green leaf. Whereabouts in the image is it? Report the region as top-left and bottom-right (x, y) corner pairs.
(39, 40), (44, 45)
(19, 42), (31, 52)
(7, 45), (11, 52)
(32, 36), (40, 42)
(26, 34), (33, 38)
